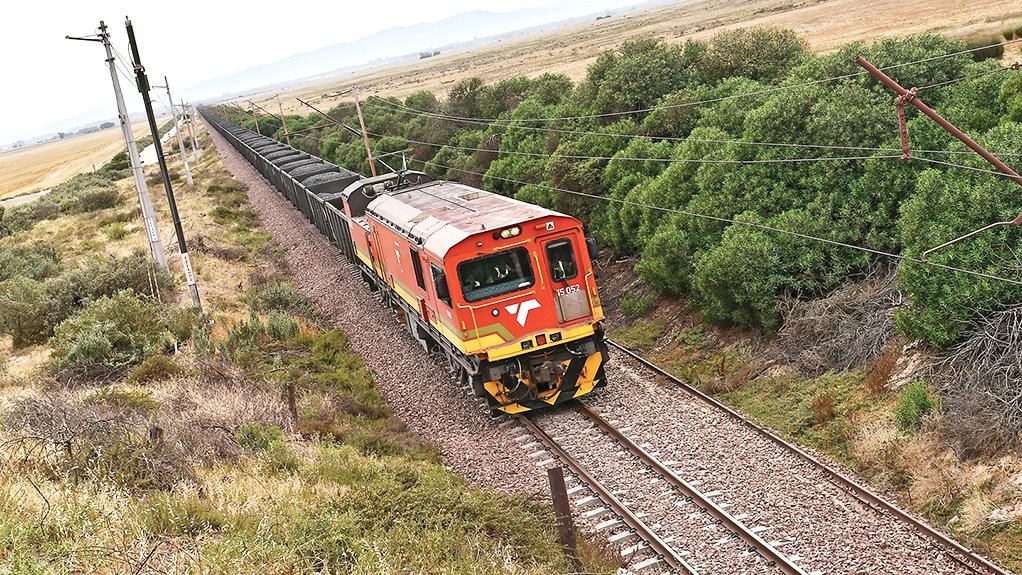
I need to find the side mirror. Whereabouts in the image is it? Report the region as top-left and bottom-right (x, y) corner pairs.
(433, 268), (451, 305)
(436, 275), (450, 300)
(586, 237), (598, 261)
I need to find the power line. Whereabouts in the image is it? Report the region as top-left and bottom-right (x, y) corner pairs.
(409, 157), (1022, 287)
(917, 61), (1020, 91)
(366, 96), (1022, 160)
(912, 155), (1022, 178)
(361, 128), (903, 166)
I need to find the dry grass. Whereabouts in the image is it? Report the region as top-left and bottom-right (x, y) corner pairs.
(0, 122), (152, 201)
(252, 0), (1022, 118)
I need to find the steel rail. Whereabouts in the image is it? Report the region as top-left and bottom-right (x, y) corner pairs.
(514, 413), (697, 574)
(576, 403), (809, 575)
(607, 339), (1012, 575)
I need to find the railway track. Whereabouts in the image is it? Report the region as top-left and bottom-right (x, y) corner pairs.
(516, 402), (811, 574)
(606, 339), (1011, 575)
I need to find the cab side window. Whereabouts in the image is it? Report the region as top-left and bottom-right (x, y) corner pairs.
(546, 239), (578, 282)
(432, 264), (451, 306)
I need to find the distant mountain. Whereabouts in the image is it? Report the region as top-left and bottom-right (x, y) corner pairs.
(184, 0), (654, 101)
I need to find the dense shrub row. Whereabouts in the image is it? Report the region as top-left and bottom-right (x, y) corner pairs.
(0, 255), (173, 348)
(226, 28), (1022, 348)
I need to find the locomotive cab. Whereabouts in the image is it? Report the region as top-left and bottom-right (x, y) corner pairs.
(442, 216), (608, 414)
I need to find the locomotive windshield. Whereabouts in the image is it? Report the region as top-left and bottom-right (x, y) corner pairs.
(458, 247), (535, 303)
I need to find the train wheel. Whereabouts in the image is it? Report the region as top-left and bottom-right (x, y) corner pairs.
(470, 373), (486, 399)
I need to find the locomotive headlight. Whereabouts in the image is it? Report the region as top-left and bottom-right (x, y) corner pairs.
(491, 309), (499, 317)
(497, 226), (522, 240)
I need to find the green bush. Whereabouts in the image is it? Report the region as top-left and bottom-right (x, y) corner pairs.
(164, 306), (201, 342)
(102, 223), (129, 240)
(0, 277), (50, 347)
(691, 221), (781, 330)
(697, 27), (809, 82)
(964, 36), (1005, 61)
(49, 255), (174, 317)
(51, 290), (169, 369)
(77, 189), (120, 213)
(619, 293), (657, 319)
(266, 312), (299, 341)
(140, 493), (226, 536)
(191, 322), (213, 356)
(0, 242), (60, 281)
(127, 355), (185, 384)
(895, 380), (935, 432)
(218, 312), (276, 364)
(103, 151), (131, 172)
(236, 422), (286, 451)
(248, 282), (310, 314)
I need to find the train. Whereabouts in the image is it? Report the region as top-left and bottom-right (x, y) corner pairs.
(200, 109), (609, 415)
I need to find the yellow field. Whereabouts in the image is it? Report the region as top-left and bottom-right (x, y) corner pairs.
(0, 121), (154, 201)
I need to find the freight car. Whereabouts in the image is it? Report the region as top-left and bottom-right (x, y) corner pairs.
(201, 110), (609, 415)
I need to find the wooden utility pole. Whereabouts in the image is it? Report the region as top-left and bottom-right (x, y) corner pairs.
(67, 21), (169, 273)
(154, 76), (193, 186)
(126, 16), (202, 310)
(352, 87), (377, 176)
(250, 103), (260, 134)
(276, 94), (292, 146)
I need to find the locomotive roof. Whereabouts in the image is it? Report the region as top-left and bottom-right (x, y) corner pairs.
(367, 180), (567, 258)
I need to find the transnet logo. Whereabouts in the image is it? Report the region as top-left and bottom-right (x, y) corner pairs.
(505, 299), (541, 327)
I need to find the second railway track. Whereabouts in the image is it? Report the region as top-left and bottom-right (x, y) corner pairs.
(599, 340), (1011, 575)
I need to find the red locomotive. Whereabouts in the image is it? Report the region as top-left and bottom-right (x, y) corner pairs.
(343, 173), (609, 414)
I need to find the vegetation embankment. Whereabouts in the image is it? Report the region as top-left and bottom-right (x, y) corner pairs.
(0, 123), (614, 573)
(220, 25), (1022, 569)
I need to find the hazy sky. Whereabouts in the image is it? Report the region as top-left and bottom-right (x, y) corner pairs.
(1, 0), (648, 144)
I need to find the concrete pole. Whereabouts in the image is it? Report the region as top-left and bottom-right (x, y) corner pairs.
(127, 17), (202, 311)
(183, 99), (199, 162)
(98, 21), (169, 272)
(161, 77), (193, 186)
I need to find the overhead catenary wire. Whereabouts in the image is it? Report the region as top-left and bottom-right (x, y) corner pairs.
(363, 125), (902, 165)
(916, 61), (1021, 91)
(408, 157), (1022, 287)
(365, 96), (1022, 160)
(911, 155), (1022, 179)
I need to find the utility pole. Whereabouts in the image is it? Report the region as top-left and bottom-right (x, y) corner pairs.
(276, 94), (292, 146)
(250, 103), (260, 134)
(126, 16), (202, 310)
(153, 76), (193, 186)
(183, 99), (199, 162)
(352, 87), (377, 176)
(66, 21), (169, 273)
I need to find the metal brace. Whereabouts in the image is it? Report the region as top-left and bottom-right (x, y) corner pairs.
(895, 87), (919, 160)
